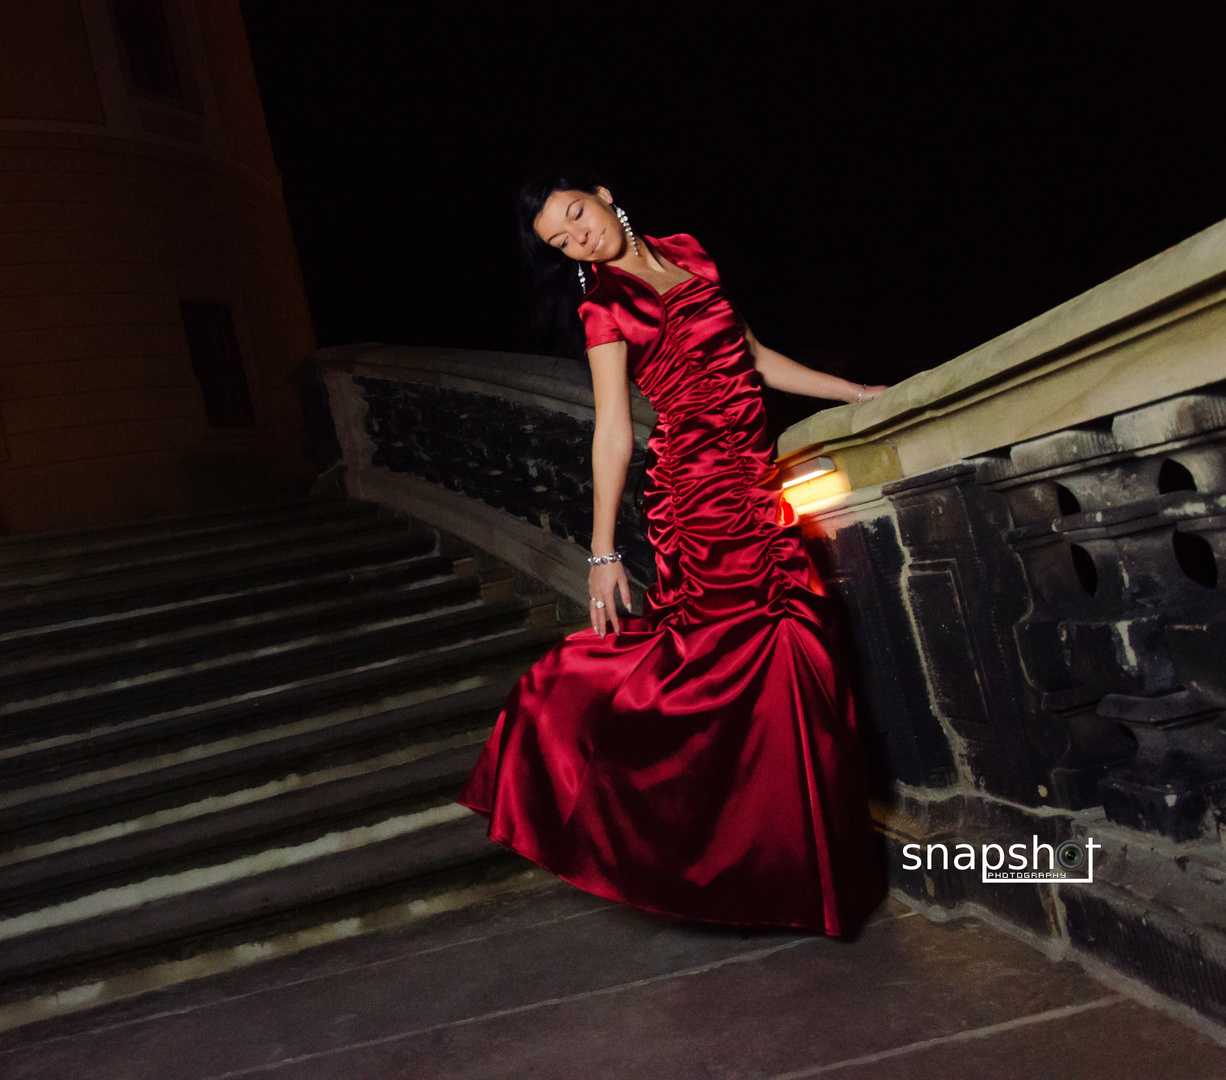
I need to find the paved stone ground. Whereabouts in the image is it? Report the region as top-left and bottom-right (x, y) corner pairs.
(1, 882), (1224, 1079)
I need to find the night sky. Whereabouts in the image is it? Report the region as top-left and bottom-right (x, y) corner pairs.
(240, 1), (1226, 394)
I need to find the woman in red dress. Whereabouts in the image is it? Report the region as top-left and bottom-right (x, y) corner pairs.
(458, 174), (888, 935)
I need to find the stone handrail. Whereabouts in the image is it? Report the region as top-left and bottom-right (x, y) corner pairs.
(313, 344), (658, 439)
(778, 215), (1226, 494)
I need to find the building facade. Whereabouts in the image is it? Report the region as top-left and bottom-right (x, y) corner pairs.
(0, 0), (315, 533)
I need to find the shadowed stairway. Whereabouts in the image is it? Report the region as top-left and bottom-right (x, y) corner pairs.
(0, 498), (566, 1014)
(3, 500), (1225, 1078)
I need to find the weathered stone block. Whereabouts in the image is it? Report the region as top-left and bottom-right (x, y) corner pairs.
(1010, 424), (1117, 475)
(1112, 391), (1226, 452)
(805, 509), (957, 791)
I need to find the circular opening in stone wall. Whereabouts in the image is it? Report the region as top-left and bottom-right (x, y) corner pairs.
(1158, 458), (1197, 494)
(1173, 530), (1217, 588)
(1055, 484), (1081, 516)
(1069, 543), (1098, 595)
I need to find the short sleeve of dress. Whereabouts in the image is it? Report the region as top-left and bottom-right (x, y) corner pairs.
(577, 297), (624, 352)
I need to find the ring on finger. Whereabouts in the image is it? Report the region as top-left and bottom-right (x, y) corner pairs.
(593, 599), (606, 609)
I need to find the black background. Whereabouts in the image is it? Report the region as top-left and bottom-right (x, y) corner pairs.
(240, 1), (1226, 390)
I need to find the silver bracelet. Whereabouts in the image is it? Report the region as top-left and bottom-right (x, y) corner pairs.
(856, 383), (865, 402)
(587, 551), (623, 566)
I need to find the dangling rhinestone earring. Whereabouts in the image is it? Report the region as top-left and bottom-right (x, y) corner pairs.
(577, 262), (587, 293)
(614, 205), (640, 256)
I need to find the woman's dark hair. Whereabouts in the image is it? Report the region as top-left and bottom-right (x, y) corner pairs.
(516, 168), (615, 359)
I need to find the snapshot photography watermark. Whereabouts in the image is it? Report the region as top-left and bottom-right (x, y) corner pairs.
(902, 835), (1101, 884)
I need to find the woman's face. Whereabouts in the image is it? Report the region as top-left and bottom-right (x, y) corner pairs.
(533, 186), (625, 262)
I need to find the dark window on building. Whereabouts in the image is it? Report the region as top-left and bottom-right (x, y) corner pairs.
(112, 0), (182, 99)
(180, 301), (257, 428)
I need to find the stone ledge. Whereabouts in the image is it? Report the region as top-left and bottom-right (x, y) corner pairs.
(314, 344), (659, 441)
(779, 215), (1226, 485)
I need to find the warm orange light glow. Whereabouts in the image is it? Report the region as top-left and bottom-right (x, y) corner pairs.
(781, 469), (851, 516)
(780, 465), (833, 490)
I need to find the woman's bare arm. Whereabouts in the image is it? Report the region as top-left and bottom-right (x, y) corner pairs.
(586, 339), (634, 636)
(742, 323), (886, 403)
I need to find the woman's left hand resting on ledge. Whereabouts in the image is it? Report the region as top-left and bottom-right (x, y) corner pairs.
(741, 323), (887, 403)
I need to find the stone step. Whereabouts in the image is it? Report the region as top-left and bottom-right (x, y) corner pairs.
(0, 498), (560, 1004)
(0, 594), (536, 735)
(0, 571), (479, 694)
(0, 521), (438, 634)
(0, 672), (517, 849)
(0, 497), (377, 571)
(0, 854), (542, 1021)
(0, 549), (454, 666)
(0, 737), (487, 914)
(0, 500), (396, 589)
(0, 629), (555, 795)
(0, 712), (499, 901)
(0, 805), (506, 984)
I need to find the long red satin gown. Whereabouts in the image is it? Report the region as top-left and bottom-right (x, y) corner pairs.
(458, 233), (886, 934)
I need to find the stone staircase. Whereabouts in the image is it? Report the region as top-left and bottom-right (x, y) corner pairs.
(0, 499), (565, 1009)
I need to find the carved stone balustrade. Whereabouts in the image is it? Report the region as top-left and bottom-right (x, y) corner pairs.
(303, 345), (658, 610)
(778, 216), (1226, 1028)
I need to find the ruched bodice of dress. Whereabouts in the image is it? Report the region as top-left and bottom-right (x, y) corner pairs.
(615, 270), (817, 625)
(625, 270), (754, 419)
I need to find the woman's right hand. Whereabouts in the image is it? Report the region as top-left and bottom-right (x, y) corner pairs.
(589, 560), (631, 638)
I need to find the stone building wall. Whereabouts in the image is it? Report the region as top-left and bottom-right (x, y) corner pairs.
(0, 0), (315, 533)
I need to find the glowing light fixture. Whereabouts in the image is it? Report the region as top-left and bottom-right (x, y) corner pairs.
(779, 456), (836, 489)
(779, 455), (849, 516)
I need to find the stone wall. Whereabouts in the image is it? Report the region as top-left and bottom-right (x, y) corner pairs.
(0, 0), (317, 533)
